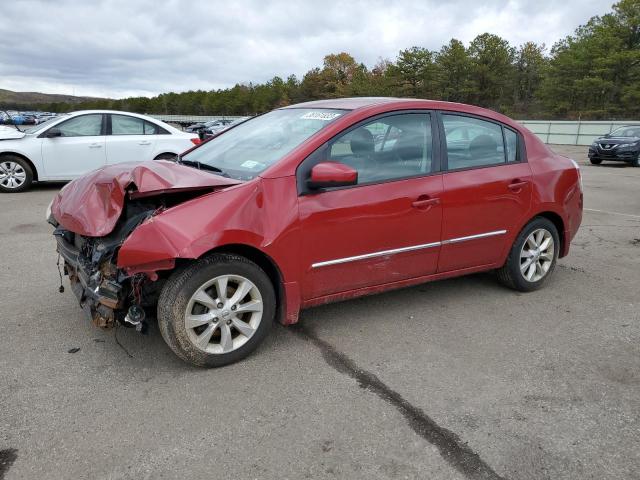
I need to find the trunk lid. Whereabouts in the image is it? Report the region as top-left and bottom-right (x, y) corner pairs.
(51, 160), (241, 237)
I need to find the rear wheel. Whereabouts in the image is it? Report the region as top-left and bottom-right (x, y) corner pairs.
(0, 155), (33, 193)
(497, 217), (559, 292)
(590, 158), (602, 165)
(158, 254), (275, 367)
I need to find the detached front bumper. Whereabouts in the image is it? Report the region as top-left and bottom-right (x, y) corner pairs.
(55, 233), (125, 328)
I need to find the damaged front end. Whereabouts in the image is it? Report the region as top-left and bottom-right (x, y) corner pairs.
(51, 200), (164, 331)
(47, 160), (242, 332)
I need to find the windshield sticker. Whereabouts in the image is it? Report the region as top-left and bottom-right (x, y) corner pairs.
(300, 111), (342, 121)
(241, 160), (262, 169)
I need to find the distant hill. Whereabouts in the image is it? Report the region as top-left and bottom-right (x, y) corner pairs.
(0, 89), (108, 108)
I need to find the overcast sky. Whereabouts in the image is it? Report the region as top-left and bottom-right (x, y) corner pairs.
(0, 0), (614, 99)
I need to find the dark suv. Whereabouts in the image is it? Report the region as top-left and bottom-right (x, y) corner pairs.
(588, 125), (640, 167)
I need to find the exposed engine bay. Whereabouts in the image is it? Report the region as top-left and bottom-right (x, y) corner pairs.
(50, 189), (212, 331)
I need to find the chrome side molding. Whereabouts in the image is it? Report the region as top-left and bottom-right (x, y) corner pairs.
(442, 230), (507, 245)
(311, 230), (507, 269)
(311, 242), (441, 268)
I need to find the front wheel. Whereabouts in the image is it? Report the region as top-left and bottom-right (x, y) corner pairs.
(0, 156), (33, 193)
(497, 217), (559, 292)
(631, 157), (640, 167)
(158, 253), (275, 367)
(589, 158), (602, 165)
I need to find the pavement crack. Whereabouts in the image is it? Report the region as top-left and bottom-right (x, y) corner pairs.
(290, 324), (506, 480)
(0, 449), (18, 480)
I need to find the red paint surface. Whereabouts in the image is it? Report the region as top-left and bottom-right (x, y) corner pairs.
(53, 99), (583, 324)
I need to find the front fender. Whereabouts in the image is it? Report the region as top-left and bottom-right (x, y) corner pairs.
(117, 177), (300, 280)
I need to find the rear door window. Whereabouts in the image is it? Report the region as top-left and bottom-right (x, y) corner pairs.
(442, 114), (506, 170)
(504, 128), (518, 163)
(111, 115), (145, 135)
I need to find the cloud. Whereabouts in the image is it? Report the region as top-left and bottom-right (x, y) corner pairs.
(0, 0), (614, 98)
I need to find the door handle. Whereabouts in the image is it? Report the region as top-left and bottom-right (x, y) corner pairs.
(138, 141), (151, 146)
(88, 143), (102, 149)
(508, 180), (528, 191)
(412, 197), (440, 209)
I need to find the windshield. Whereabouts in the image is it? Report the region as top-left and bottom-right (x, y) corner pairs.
(182, 108), (345, 180)
(609, 126), (640, 137)
(23, 115), (68, 134)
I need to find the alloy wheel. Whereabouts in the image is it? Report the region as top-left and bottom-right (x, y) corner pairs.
(0, 161), (27, 189)
(184, 274), (264, 354)
(520, 228), (555, 282)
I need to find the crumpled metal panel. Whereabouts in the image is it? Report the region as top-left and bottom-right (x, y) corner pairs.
(50, 160), (239, 237)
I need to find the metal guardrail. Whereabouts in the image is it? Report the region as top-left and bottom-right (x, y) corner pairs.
(517, 120), (640, 146)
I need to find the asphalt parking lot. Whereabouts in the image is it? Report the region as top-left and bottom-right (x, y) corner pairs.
(1, 145), (638, 480)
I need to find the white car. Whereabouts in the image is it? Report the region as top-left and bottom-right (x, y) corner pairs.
(0, 110), (200, 192)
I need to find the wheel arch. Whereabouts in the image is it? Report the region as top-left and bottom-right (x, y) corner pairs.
(199, 243), (287, 324)
(154, 152), (177, 160)
(534, 211), (565, 256)
(0, 151), (38, 181)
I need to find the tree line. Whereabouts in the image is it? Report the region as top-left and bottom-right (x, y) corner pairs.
(27, 0), (640, 120)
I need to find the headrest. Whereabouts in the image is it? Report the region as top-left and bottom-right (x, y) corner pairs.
(469, 134), (497, 154)
(350, 128), (375, 155)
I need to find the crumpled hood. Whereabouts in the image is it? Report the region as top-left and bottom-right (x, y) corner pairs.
(51, 160), (241, 237)
(0, 125), (25, 140)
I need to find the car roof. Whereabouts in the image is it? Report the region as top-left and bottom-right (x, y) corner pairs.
(282, 97), (406, 110)
(68, 110), (153, 117)
(66, 110), (177, 124)
(65, 110), (179, 127)
(280, 97), (506, 116)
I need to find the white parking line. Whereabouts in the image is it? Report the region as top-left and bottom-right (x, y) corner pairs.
(584, 208), (640, 220)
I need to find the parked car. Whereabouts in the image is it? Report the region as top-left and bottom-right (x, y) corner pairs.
(8, 113), (25, 125)
(0, 110), (200, 192)
(588, 125), (640, 167)
(206, 117), (249, 135)
(195, 117), (251, 141)
(48, 98), (583, 367)
(185, 118), (234, 133)
(21, 114), (38, 125)
(35, 113), (57, 124)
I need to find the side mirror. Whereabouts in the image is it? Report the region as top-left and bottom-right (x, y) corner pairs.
(308, 162), (358, 190)
(45, 127), (62, 138)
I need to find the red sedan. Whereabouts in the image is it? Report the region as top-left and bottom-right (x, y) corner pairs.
(49, 98), (583, 367)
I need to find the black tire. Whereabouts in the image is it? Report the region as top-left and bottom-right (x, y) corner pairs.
(589, 158), (602, 165)
(157, 253), (276, 367)
(496, 217), (560, 292)
(154, 152), (177, 161)
(631, 157), (640, 167)
(0, 155), (34, 193)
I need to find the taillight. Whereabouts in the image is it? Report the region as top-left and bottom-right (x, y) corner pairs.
(190, 138), (202, 146)
(570, 158), (583, 191)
